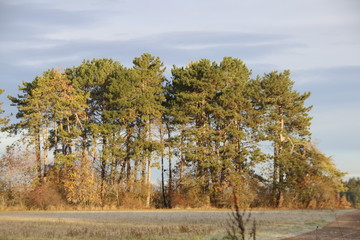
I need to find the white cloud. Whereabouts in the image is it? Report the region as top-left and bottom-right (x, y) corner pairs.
(0, 41), (60, 52)
(5, 0), (359, 72)
(3, 0), (119, 12)
(18, 56), (80, 67)
(43, 28), (137, 42)
(173, 43), (242, 51)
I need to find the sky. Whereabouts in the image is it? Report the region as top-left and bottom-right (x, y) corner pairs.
(0, 0), (359, 179)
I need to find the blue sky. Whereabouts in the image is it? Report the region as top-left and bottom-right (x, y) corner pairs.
(0, 0), (359, 178)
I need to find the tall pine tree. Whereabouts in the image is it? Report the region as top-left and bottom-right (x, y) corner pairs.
(259, 70), (312, 207)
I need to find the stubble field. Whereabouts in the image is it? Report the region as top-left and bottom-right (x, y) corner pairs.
(0, 209), (355, 240)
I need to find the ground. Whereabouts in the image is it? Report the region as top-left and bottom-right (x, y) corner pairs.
(0, 209), (358, 239)
(282, 210), (360, 240)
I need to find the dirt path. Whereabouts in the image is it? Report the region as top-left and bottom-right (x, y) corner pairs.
(282, 210), (360, 240)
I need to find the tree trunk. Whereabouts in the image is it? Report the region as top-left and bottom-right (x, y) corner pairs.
(160, 124), (168, 208)
(146, 158), (152, 207)
(43, 123), (49, 181)
(274, 117), (285, 208)
(166, 123), (173, 208)
(100, 137), (107, 205)
(35, 127), (42, 183)
(179, 134), (184, 190)
(273, 141), (279, 207)
(145, 119), (153, 208)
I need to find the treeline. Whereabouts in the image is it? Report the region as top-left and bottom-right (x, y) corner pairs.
(344, 177), (360, 208)
(0, 53), (347, 209)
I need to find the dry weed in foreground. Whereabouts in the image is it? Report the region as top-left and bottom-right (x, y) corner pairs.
(225, 193), (256, 240)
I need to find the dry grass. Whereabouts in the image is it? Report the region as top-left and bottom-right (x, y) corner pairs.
(0, 216), (215, 240)
(0, 209), (355, 240)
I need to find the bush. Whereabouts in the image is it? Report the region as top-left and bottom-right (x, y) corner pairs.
(28, 182), (66, 210)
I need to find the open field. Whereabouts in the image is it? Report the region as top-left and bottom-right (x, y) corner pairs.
(0, 209), (356, 239)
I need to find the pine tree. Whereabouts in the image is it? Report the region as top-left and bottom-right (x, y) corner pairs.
(170, 58), (262, 207)
(131, 53), (166, 207)
(170, 59), (217, 205)
(65, 58), (124, 204)
(259, 70), (312, 207)
(8, 69), (88, 184)
(9, 72), (54, 183)
(212, 57), (264, 206)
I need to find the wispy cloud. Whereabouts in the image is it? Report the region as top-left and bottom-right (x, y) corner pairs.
(0, 41), (61, 52)
(3, 0), (120, 12)
(42, 28), (135, 42)
(293, 65), (360, 85)
(17, 56), (80, 67)
(0, 0), (359, 178)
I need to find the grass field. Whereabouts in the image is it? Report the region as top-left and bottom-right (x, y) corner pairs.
(0, 209), (355, 239)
